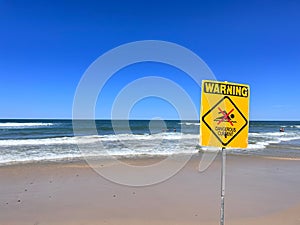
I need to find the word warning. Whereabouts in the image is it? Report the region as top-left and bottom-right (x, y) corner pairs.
(200, 80), (250, 148)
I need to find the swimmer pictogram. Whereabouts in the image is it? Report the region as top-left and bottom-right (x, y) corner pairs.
(214, 107), (236, 126)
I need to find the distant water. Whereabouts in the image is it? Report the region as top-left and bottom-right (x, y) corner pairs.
(0, 120), (300, 165)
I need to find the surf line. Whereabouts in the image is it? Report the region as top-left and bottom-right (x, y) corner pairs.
(204, 81), (248, 97)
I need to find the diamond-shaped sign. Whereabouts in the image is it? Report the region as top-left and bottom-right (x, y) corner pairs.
(202, 96), (247, 146)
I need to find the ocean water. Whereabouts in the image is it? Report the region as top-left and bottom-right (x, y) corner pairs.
(0, 120), (300, 165)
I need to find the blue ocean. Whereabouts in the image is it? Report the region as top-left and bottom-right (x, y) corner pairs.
(0, 120), (300, 165)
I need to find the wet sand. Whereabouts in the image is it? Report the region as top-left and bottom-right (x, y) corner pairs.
(0, 154), (299, 225)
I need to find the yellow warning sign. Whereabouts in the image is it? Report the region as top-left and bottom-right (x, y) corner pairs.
(200, 80), (250, 148)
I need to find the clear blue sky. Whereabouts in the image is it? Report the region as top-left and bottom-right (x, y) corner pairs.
(1, 0), (299, 120)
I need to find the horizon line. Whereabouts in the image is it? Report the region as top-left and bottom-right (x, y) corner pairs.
(0, 118), (299, 122)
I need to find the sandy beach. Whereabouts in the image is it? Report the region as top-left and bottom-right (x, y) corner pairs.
(0, 154), (299, 225)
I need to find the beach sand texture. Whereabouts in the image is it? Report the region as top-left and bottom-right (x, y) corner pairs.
(0, 155), (299, 225)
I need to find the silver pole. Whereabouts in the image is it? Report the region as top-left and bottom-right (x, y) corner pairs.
(220, 147), (226, 225)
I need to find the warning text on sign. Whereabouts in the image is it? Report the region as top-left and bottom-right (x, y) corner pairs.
(204, 81), (249, 98)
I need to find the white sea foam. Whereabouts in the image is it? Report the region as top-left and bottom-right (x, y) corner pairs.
(247, 143), (267, 149)
(248, 133), (262, 137)
(0, 133), (199, 147)
(259, 132), (285, 137)
(179, 122), (200, 126)
(278, 136), (300, 142)
(1, 128), (300, 165)
(2, 130), (298, 151)
(0, 133), (199, 165)
(0, 135), (106, 146)
(200, 146), (219, 152)
(0, 122), (54, 128)
(0, 153), (84, 165)
(247, 131), (300, 149)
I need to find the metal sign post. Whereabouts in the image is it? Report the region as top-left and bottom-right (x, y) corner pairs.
(220, 147), (226, 225)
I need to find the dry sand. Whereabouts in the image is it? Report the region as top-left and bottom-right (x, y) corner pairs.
(0, 154), (299, 225)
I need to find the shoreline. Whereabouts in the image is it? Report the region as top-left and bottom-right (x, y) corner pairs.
(1, 150), (300, 168)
